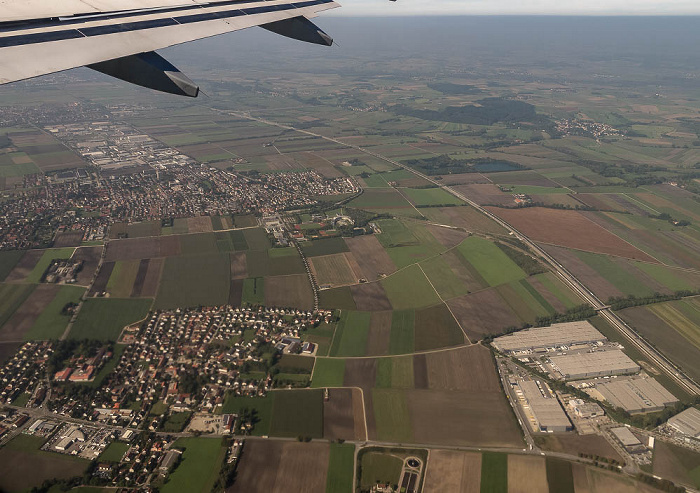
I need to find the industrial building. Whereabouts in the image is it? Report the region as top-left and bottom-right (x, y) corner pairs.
(568, 399), (605, 418)
(492, 321), (606, 354)
(518, 380), (573, 433)
(667, 407), (700, 439)
(549, 350), (640, 380)
(595, 377), (678, 414)
(611, 427), (646, 454)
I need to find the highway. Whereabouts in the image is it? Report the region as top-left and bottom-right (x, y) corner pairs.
(227, 109), (700, 398)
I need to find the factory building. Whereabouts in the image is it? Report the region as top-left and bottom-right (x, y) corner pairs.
(518, 380), (573, 433)
(667, 407), (700, 439)
(549, 350), (639, 380)
(492, 321), (606, 354)
(611, 427), (646, 454)
(595, 377), (678, 414)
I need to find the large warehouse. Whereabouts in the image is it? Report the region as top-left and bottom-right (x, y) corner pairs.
(667, 407), (700, 438)
(595, 377), (678, 414)
(549, 350), (639, 380)
(492, 321), (606, 354)
(518, 380), (573, 433)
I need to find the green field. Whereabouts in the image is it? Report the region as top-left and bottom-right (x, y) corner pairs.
(331, 310), (371, 357)
(242, 277), (265, 305)
(269, 389), (324, 438)
(26, 248), (76, 283)
(89, 344), (125, 388)
(403, 187), (464, 206)
(301, 237), (350, 257)
(376, 356), (414, 389)
(162, 438), (225, 493)
(319, 287), (357, 310)
(359, 450), (404, 490)
(106, 260), (141, 298)
(382, 265), (441, 310)
(0, 250), (24, 281)
(0, 283), (36, 328)
(312, 358), (346, 388)
(302, 321), (337, 357)
(69, 298), (151, 340)
(162, 412), (193, 432)
(242, 228), (271, 250)
(155, 253), (230, 309)
(480, 452), (508, 493)
(457, 237), (526, 287)
(420, 256), (470, 299)
(221, 394), (274, 436)
(575, 251), (654, 298)
(326, 443), (355, 493)
(636, 262), (697, 292)
(98, 441), (130, 463)
(24, 285), (85, 340)
(372, 389), (412, 442)
(389, 310), (415, 354)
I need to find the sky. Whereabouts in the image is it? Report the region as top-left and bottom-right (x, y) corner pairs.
(328, 0), (700, 16)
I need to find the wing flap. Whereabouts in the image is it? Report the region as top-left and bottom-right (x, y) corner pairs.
(0, 0), (339, 84)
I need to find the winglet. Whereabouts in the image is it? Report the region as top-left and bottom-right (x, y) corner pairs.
(88, 51), (199, 98)
(261, 16), (333, 46)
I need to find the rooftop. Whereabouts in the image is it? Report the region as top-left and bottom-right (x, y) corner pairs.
(492, 321), (606, 353)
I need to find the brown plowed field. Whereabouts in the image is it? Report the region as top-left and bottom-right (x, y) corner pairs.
(187, 216), (214, 233)
(454, 184), (513, 206)
(130, 260), (150, 298)
(53, 231), (84, 247)
(422, 450), (481, 493)
(406, 390), (523, 447)
(229, 252), (248, 280)
(486, 207), (655, 261)
(323, 388), (365, 441)
(344, 359), (378, 438)
(0, 342), (20, 364)
(264, 275), (314, 310)
(426, 224), (469, 249)
(310, 254), (357, 287)
(576, 194), (626, 212)
(5, 249), (44, 282)
(536, 434), (621, 461)
(229, 440), (329, 493)
(0, 285), (58, 341)
(413, 354), (428, 389)
(139, 258), (163, 298)
(414, 304), (466, 350)
(89, 262), (115, 296)
(106, 235), (181, 261)
(424, 346), (499, 392)
(527, 276), (568, 312)
(424, 206), (506, 235)
(508, 455), (548, 493)
(345, 235), (396, 281)
(542, 245), (624, 301)
(447, 289), (521, 340)
(72, 246), (102, 286)
(228, 279), (244, 306)
(350, 282), (392, 311)
(365, 311), (392, 356)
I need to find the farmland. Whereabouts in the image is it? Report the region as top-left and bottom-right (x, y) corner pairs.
(161, 438), (225, 493)
(69, 298), (152, 341)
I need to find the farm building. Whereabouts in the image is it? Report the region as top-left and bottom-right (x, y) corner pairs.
(595, 377), (678, 414)
(491, 321), (606, 354)
(548, 350), (639, 380)
(518, 380), (573, 433)
(667, 407), (700, 438)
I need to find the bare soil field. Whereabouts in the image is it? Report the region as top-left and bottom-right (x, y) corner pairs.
(422, 450), (481, 493)
(229, 279), (244, 306)
(486, 207), (655, 261)
(53, 231), (84, 247)
(536, 435), (621, 462)
(584, 468), (659, 493)
(295, 151), (344, 178)
(454, 184), (513, 206)
(229, 252), (248, 280)
(229, 440), (330, 493)
(423, 206), (507, 235)
(72, 246), (103, 286)
(406, 390), (523, 448)
(310, 253), (358, 287)
(350, 282), (393, 311)
(413, 354), (428, 389)
(365, 310), (392, 356)
(508, 455), (548, 493)
(344, 359), (378, 438)
(139, 258), (164, 298)
(106, 236), (181, 261)
(652, 440), (700, 490)
(576, 194), (627, 213)
(89, 261), (114, 296)
(264, 275), (314, 310)
(0, 285), (58, 341)
(414, 304), (466, 350)
(0, 448), (87, 492)
(0, 342), (20, 364)
(187, 216), (214, 233)
(424, 346), (499, 392)
(5, 249), (44, 282)
(447, 289), (521, 341)
(527, 276), (568, 313)
(345, 235), (397, 281)
(542, 245), (624, 301)
(323, 388), (365, 441)
(425, 224), (469, 249)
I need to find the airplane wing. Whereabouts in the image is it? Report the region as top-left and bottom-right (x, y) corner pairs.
(0, 0), (340, 97)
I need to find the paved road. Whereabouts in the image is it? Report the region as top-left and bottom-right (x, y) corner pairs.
(226, 110), (700, 398)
